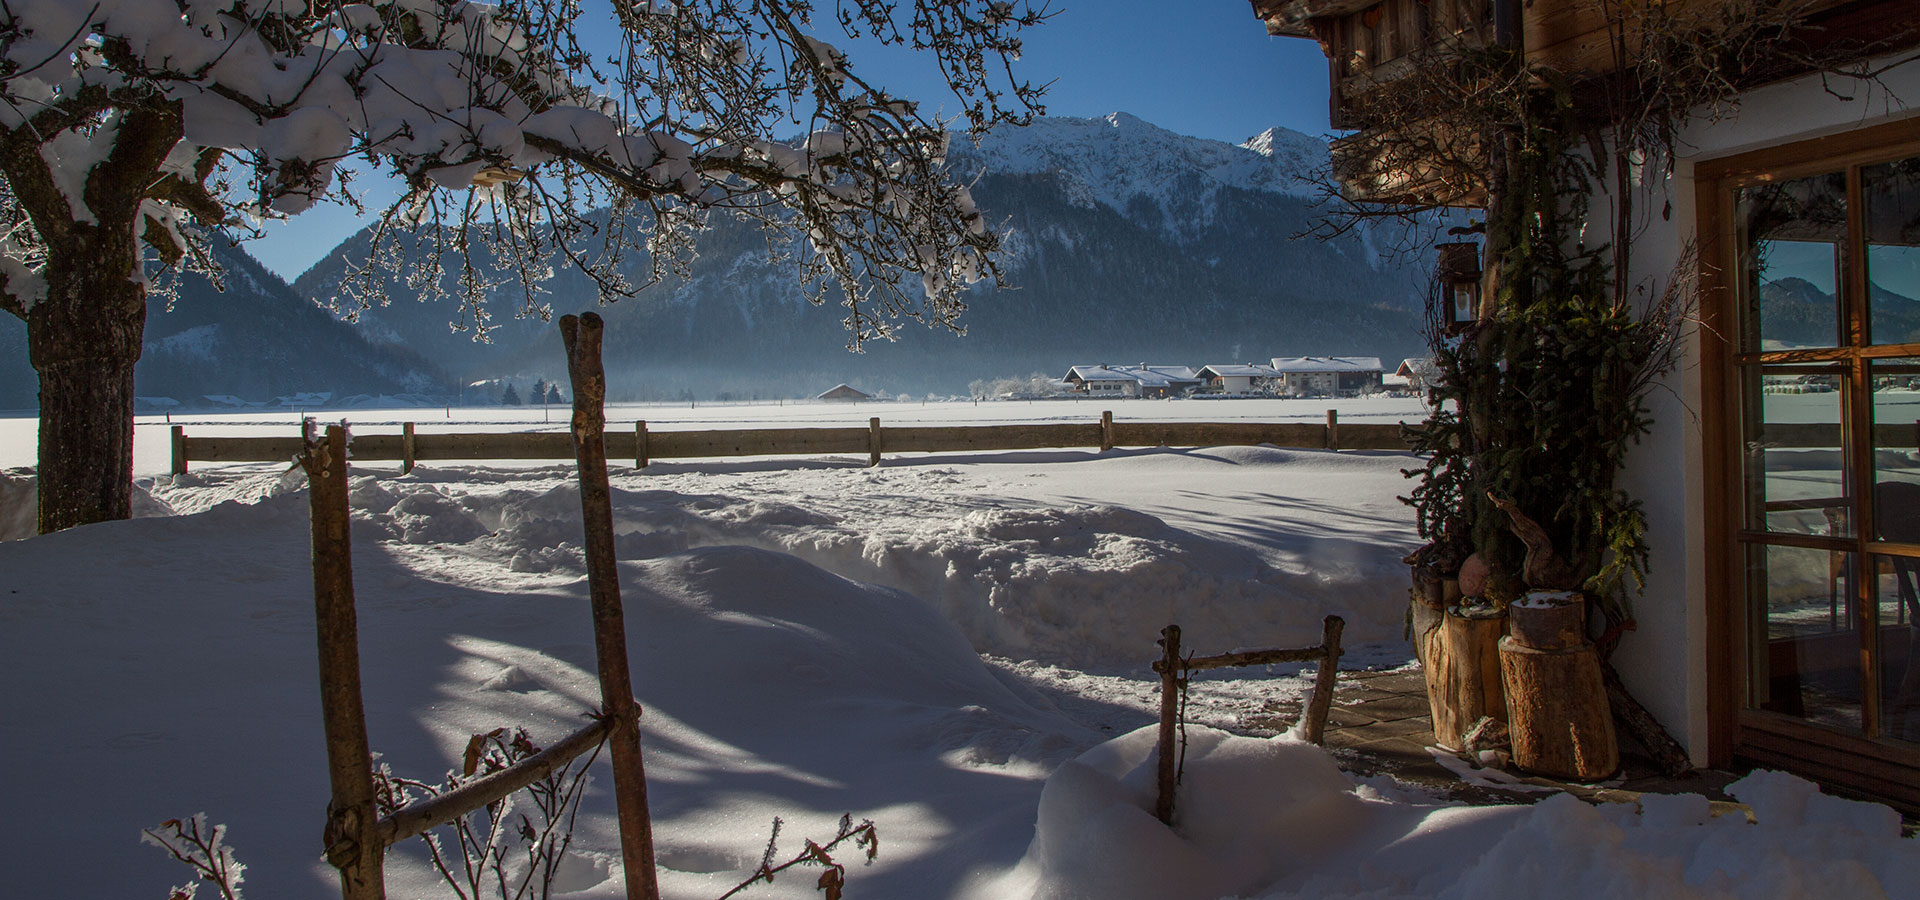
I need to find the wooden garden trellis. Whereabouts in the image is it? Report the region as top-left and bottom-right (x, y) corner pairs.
(1150, 617), (1345, 825)
(301, 312), (660, 900)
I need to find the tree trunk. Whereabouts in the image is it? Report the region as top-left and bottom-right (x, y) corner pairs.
(30, 232), (147, 533)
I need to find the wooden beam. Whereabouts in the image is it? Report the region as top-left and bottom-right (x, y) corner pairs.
(302, 425), (385, 900)
(376, 718), (614, 847)
(175, 421), (1420, 467)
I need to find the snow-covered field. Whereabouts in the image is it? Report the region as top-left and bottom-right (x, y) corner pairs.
(2, 399), (1914, 900)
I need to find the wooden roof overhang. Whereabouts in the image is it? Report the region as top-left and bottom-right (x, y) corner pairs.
(1248, 0), (1920, 209)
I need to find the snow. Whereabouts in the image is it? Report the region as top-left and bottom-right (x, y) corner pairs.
(950, 114), (1325, 243)
(0, 400), (1913, 899)
(992, 727), (1916, 900)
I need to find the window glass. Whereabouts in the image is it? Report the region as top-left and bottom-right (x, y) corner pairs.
(1871, 358), (1920, 531)
(1874, 554), (1920, 744)
(1749, 544), (1863, 732)
(1742, 363), (1850, 536)
(1738, 172), (1848, 352)
(1864, 155), (1920, 346)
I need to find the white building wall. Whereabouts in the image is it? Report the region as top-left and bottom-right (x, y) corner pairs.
(1601, 57), (1920, 763)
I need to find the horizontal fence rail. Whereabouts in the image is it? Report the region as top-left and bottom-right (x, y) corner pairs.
(170, 410), (1418, 474)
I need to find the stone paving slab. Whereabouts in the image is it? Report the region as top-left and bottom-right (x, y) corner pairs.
(1271, 665), (1920, 832)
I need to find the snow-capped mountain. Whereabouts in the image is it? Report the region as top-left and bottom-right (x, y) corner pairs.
(291, 112), (1429, 399)
(949, 113), (1327, 242)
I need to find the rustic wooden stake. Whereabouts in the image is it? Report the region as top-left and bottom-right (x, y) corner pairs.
(171, 425), (187, 475)
(560, 313), (661, 900)
(302, 425), (386, 900)
(1325, 409), (1339, 451)
(1100, 410), (1114, 452)
(635, 420), (648, 469)
(1300, 615), (1345, 745)
(1151, 619), (1347, 748)
(868, 416), (882, 467)
(401, 422), (416, 475)
(1154, 624), (1182, 825)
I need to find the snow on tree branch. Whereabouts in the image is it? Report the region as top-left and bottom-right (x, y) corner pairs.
(0, 0), (1047, 340)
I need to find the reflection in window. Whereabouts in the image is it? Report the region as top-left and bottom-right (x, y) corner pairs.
(1739, 172), (1848, 352)
(1865, 155), (1920, 346)
(1749, 544), (1863, 732)
(1743, 364), (1849, 536)
(1871, 358), (1920, 512)
(1877, 554), (1920, 744)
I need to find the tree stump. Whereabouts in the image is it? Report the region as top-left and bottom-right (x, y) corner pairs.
(1499, 636), (1618, 780)
(1425, 604), (1507, 749)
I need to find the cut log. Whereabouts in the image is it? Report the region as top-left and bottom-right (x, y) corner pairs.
(1425, 605), (1507, 749)
(1500, 637), (1619, 781)
(1600, 662), (1694, 777)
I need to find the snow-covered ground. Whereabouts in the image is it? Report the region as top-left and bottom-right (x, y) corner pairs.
(2, 400), (1913, 899)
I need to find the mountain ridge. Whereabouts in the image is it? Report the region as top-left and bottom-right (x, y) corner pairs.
(293, 112), (1427, 399)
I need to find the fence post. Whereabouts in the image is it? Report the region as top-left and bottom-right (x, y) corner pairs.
(560, 313), (661, 900)
(1301, 615), (1346, 745)
(868, 417), (882, 467)
(1325, 409), (1339, 451)
(302, 425), (386, 900)
(636, 420), (649, 469)
(401, 423), (415, 475)
(1154, 624), (1182, 825)
(171, 425), (187, 475)
(1101, 410), (1113, 452)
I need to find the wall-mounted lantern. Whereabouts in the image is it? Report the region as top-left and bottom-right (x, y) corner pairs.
(1436, 241), (1482, 335)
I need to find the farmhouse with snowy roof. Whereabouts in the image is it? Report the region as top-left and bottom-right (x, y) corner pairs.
(1266, 357), (1383, 397)
(1394, 358), (1440, 394)
(1196, 364), (1282, 394)
(1063, 365), (1204, 398)
(1252, 0), (1920, 804)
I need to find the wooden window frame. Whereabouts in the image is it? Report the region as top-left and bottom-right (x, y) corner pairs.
(1697, 114), (1920, 808)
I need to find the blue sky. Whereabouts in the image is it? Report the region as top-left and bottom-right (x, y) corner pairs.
(246, 0), (1332, 281)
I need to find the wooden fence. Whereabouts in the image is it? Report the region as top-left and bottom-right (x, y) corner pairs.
(169, 409), (1418, 474)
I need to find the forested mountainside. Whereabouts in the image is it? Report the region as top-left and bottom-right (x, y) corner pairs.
(0, 239), (448, 411)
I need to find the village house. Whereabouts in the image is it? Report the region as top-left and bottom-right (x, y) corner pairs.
(816, 384), (874, 402)
(1393, 357), (1439, 395)
(1196, 363), (1283, 394)
(1267, 356), (1384, 397)
(1252, 0), (1920, 804)
(1063, 365), (1204, 398)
